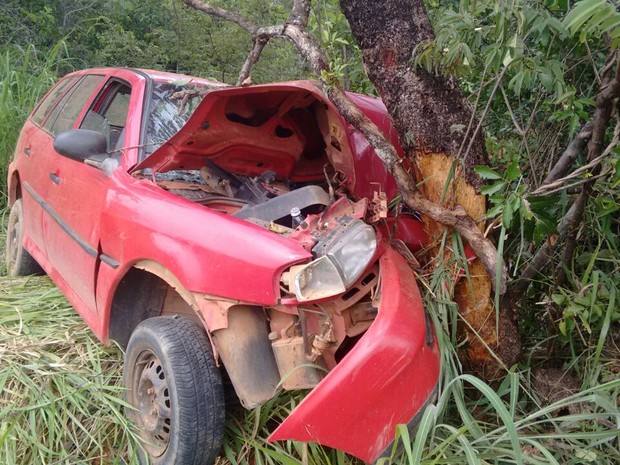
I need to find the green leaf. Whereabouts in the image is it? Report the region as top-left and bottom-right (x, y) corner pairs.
(559, 319), (567, 336)
(564, 303), (583, 317)
(411, 405), (437, 464)
(575, 449), (598, 462)
(475, 165), (502, 180)
(508, 70), (524, 97)
(455, 376), (524, 465)
(555, 89), (575, 104)
(539, 67), (554, 91)
(502, 197), (514, 228)
(506, 161), (521, 181)
(487, 203), (504, 218)
(552, 293), (567, 306)
(600, 12), (620, 33)
(563, 0), (605, 33)
(481, 181), (505, 196)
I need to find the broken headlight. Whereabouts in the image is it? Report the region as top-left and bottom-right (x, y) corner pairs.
(314, 219), (377, 287)
(283, 219), (377, 302)
(291, 256), (347, 301)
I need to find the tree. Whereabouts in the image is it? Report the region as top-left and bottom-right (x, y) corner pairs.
(338, 0), (521, 375)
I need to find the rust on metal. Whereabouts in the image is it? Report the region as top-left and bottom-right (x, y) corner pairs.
(271, 336), (324, 390)
(211, 305), (281, 408)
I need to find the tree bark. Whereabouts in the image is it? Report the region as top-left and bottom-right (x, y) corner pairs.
(340, 0), (519, 375)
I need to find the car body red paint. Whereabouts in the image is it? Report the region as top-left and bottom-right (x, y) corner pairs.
(6, 67), (439, 463)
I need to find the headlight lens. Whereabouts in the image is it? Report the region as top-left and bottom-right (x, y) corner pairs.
(284, 219), (377, 302)
(319, 219), (377, 287)
(292, 256), (346, 301)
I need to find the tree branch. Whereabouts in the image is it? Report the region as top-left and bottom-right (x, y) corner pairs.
(541, 121), (593, 186)
(540, 54), (620, 187)
(185, 0), (507, 293)
(327, 89), (507, 292)
(587, 54), (620, 163)
(555, 188), (589, 288)
(504, 192), (588, 303)
(288, 0), (311, 28)
(459, 66), (508, 161)
(236, 37), (268, 86)
(183, 0), (258, 33)
(506, 52), (620, 305)
(534, 120), (619, 196)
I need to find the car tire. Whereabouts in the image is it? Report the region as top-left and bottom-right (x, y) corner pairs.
(123, 316), (225, 465)
(6, 199), (41, 276)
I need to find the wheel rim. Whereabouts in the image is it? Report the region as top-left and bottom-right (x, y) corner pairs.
(6, 208), (21, 272)
(132, 350), (173, 457)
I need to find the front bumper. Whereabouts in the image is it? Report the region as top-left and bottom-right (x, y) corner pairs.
(268, 246), (441, 463)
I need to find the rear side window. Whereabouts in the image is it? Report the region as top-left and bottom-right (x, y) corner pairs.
(44, 75), (104, 136)
(31, 76), (79, 126)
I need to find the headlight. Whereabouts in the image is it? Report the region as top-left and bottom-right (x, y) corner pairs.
(315, 219), (377, 287)
(291, 256), (346, 301)
(282, 219), (377, 302)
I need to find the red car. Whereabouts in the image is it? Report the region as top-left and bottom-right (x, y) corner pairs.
(6, 68), (440, 464)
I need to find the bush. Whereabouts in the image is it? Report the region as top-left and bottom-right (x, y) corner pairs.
(0, 43), (68, 207)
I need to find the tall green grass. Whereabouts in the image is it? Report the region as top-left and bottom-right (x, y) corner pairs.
(0, 275), (143, 464)
(0, 43), (68, 206)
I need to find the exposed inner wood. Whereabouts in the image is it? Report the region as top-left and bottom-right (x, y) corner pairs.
(415, 151), (509, 375)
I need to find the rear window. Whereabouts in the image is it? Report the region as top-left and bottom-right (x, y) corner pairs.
(44, 75), (104, 136)
(31, 76), (79, 126)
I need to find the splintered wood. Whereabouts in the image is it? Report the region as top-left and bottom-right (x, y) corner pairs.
(415, 152), (508, 378)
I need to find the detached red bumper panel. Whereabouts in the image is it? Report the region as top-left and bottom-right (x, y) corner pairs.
(269, 247), (441, 463)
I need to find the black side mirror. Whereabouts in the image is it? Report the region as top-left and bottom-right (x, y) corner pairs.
(54, 129), (108, 162)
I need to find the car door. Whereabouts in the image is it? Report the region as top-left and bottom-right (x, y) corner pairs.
(42, 76), (133, 315)
(17, 75), (80, 258)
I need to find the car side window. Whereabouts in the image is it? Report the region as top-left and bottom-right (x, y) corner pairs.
(80, 80), (131, 151)
(44, 75), (104, 136)
(31, 76), (79, 126)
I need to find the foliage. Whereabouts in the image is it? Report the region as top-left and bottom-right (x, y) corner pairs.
(416, 0), (620, 337)
(0, 43), (68, 206)
(1, 265), (617, 464)
(0, 0), (309, 83)
(564, 0), (620, 48)
(409, 242), (619, 465)
(309, 0), (375, 93)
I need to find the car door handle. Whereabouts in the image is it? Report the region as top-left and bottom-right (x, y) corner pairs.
(49, 172), (61, 185)
(24, 147), (32, 156)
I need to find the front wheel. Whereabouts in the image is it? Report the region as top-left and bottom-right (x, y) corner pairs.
(6, 199), (41, 276)
(123, 316), (225, 465)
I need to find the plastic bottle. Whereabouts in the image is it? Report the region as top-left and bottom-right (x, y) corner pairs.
(291, 207), (304, 228)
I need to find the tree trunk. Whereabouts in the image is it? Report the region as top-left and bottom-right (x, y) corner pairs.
(340, 0), (520, 375)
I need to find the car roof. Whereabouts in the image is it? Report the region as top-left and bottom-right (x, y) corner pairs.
(61, 67), (229, 87)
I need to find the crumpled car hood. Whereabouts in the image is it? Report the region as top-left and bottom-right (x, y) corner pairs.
(133, 81), (357, 186)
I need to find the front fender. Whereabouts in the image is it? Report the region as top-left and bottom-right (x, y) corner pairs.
(98, 174), (312, 305)
(268, 246), (440, 463)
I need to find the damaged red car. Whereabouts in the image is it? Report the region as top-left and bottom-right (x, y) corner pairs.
(6, 68), (440, 464)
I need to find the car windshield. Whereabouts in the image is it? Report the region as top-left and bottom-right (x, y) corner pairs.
(144, 80), (215, 157)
